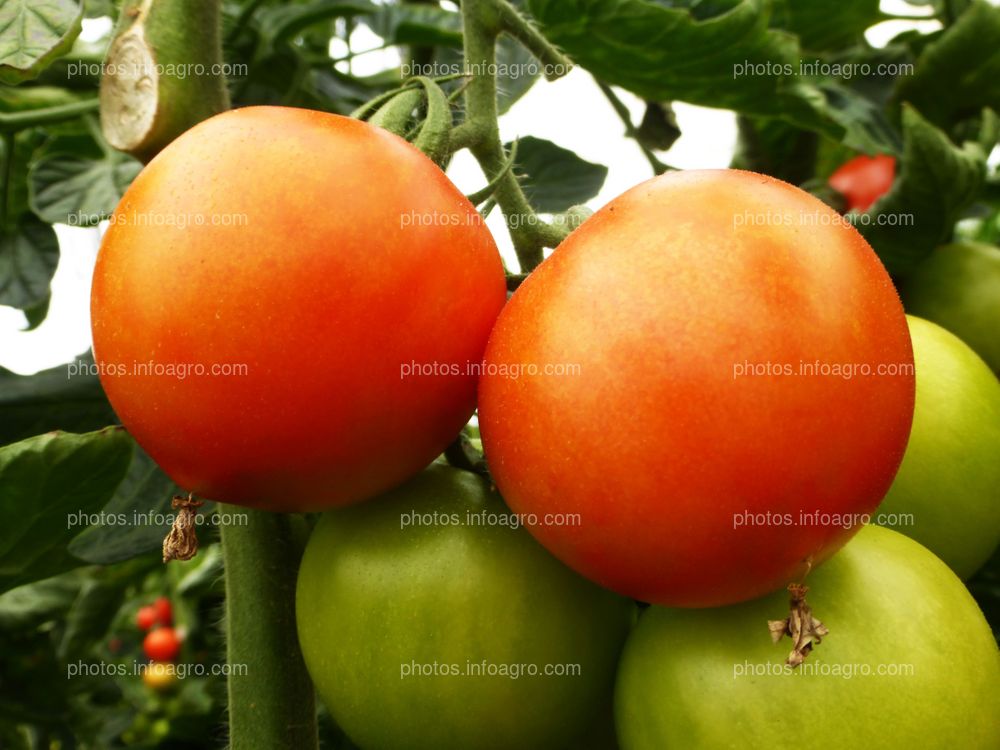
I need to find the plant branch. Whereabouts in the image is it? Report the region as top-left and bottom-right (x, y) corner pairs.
(220, 510), (318, 750)
(494, 0), (571, 81)
(460, 0), (572, 270)
(596, 81), (672, 175)
(0, 99), (99, 132)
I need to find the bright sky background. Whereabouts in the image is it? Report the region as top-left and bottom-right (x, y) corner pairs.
(0, 1), (969, 375)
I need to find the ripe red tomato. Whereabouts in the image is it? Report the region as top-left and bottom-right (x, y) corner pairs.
(136, 606), (158, 631)
(152, 597), (172, 626)
(828, 154), (895, 211)
(91, 106), (506, 511)
(479, 169), (915, 608)
(143, 627), (181, 662)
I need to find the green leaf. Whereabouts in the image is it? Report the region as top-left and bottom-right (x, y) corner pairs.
(57, 572), (131, 661)
(526, 0), (896, 152)
(636, 102), (681, 152)
(731, 114), (818, 185)
(0, 213), (60, 310)
(895, 0), (1000, 130)
(0, 569), (83, 630)
(0, 354), (118, 447)
(0, 0), (84, 84)
(770, 0), (881, 52)
(68, 447), (183, 565)
(853, 106), (988, 275)
(29, 147), (141, 227)
(0, 428), (133, 594)
(22, 293), (50, 330)
(260, 0), (375, 49)
(507, 136), (608, 213)
(364, 4), (463, 47)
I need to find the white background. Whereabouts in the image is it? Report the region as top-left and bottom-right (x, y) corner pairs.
(0, 1), (966, 374)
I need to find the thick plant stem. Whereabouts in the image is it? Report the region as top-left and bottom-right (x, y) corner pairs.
(460, 0), (571, 271)
(100, 0), (230, 162)
(220, 510), (317, 750)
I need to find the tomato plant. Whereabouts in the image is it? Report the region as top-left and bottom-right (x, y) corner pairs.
(2, 0), (1000, 748)
(480, 169), (915, 607)
(615, 526), (1000, 750)
(901, 241), (1000, 373)
(143, 627), (182, 662)
(91, 106), (506, 512)
(296, 463), (634, 750)
(827, 154), (896, 212)
(875, 316), (1000, 579)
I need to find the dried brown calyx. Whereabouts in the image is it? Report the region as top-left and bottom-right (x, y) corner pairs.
(162, 493), (203, 563)
(768, 583), (829, 667)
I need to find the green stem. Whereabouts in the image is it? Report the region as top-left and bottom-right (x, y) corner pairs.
(225, 0), (269, 44)
(494, 0), (571, 81)
(596, 81), (672, 175)
(101, 0), (230, 162)
(220, 510), (318, 750)
(0, 99), (99, 132)
(460, 0), (571, 271)
(0, 132), (14, 229)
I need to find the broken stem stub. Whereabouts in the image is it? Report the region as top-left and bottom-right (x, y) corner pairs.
(768, 583), (829, 667)
(162, 493), (203, 563)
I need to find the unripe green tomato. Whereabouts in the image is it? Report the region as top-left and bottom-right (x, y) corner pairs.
(901, 241), (1000, 373)
(296, 463), (634, 750)
(615, 526), (1000, 750)
(875, 316), (1000, 578)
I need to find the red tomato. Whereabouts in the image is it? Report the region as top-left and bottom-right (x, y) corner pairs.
(91, 107), (506, 511)
(828, 154), (896, 211)
(153, 597), (172, 626)
(143, 627), (181, 662)
(136, 606), (158, 631)
(479, 169), (915, 608)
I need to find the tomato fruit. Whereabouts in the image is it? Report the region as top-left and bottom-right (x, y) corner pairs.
(91, 106), (506, 511)
(136, 606), (157, 631)
(152, 596), (173, 626)
(142, 662), (177, 692)
(901, 241), (1000, 373)
(614, 525), (1000, 750)
(296, 463), (634, 750)
(874, 316), (1000, 578)
(479, 169), (914, 608)
(827, 154), (895, 212)
(143, 627), (181, 662)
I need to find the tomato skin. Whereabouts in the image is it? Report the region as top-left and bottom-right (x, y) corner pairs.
(91, 106), (506, 511)
(152, 597), (172, 626)
(143, 627), (181, 662)
(479, 169), (914, 608)
(614, 526), (1000, 750)
(875, 317), (1000, 578)
(136, 606), (158, 631)
(142, 662), (178, 692)
(901, 241), (1000, 373)
(296, 463), (634, 750)
(828, 154), (896, 211)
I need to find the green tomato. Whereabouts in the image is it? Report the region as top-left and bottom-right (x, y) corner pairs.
(875, 316), (1000, 578)
(296, 463), (634, 750)
(615, 526), (1000, 750)
(901, 241), (1000, 373)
